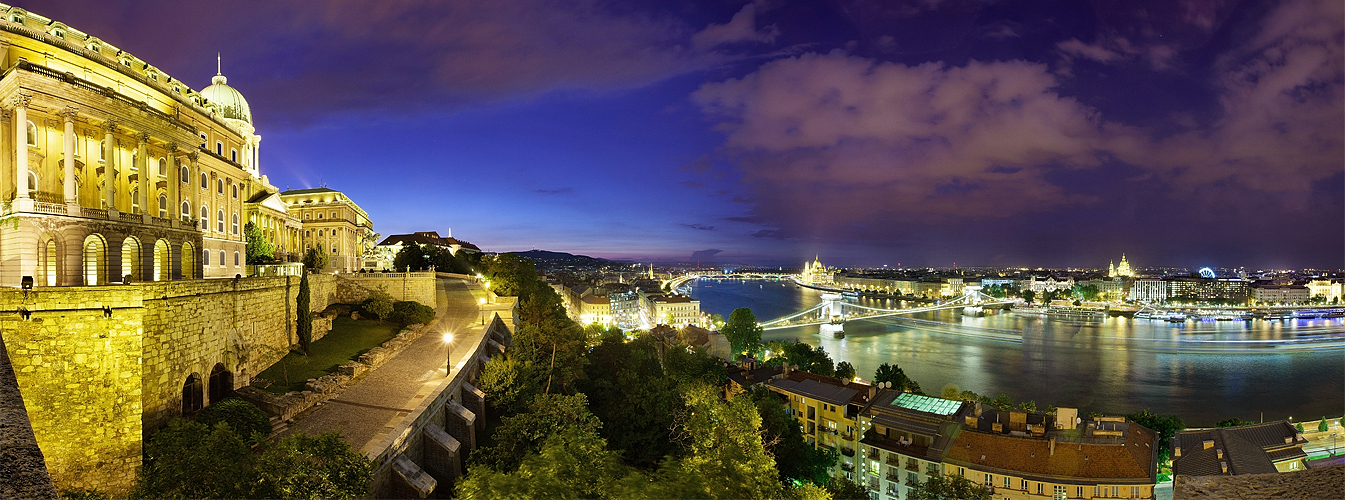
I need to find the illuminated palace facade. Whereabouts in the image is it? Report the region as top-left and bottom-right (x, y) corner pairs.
(0, 5), (315, 286)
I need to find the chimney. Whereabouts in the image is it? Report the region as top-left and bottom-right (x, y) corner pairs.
(1220, 462), (1228, 474)
(1174, 446), (1181, 457)
(869, 385), (878, 400)
(1216, 449), (1223, 459)
(1202, 439), (1215, 450)
(783, 364), (791, 376)
(1049, 437), (1056, 456)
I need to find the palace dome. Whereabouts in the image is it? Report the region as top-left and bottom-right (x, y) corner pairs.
(200, 73), (252, 124)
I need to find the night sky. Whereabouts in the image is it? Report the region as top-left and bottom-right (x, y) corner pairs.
(25, 0), (1343, 268)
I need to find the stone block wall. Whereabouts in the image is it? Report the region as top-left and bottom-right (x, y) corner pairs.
(0, 287), (144, 496)
(336, 273), (436, 307)
(0, 272), (438, 495)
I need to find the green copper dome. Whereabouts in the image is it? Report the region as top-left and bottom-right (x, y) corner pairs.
(200, 73), (252, 124)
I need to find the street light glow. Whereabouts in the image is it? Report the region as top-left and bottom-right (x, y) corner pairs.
(443, 333), (454, 344)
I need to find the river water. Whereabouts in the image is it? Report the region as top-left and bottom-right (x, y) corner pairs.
(691, 279), (1344, 426)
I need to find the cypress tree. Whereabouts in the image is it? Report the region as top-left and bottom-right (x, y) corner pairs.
(296, 273), (312, 354)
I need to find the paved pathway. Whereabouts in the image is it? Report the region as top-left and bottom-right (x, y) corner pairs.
(283, 278), (487, 454)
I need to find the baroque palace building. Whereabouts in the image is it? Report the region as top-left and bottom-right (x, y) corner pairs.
(0, 4), (323, 286)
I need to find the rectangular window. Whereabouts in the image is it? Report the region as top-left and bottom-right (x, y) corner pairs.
(1131, 486), (1140, 498)
(1022, 479), (1027, 491)
(807, 406), (816, 420)
(1112, 486), (1118, 497)
(1078, 487), (1084, 498)
(1054, 485), (1067, 500)
(1037, 483), (1043, 495)
(983, 474), (992, 486)
(1004, 477), (1010, 488)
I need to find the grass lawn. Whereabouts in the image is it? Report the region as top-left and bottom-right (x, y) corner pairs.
(256, 316), (403, 394)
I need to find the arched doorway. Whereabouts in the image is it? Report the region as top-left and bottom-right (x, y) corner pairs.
(208, 363), (233, 405)
(38, 236), (56, 286)
(153, 239), (171, 281)
(182, 373), (203, 415)
(180, 241), (196, 280)
(83, 234), (106, 285)
(121, 237), (140, 283)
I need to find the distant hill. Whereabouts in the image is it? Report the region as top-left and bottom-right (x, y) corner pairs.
(509, 250), (612, 267)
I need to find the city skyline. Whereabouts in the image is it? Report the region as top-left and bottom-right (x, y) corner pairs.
(22, 0), (1343, 269)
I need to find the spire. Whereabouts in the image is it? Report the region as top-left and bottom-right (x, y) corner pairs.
(212, 53), (227, 85)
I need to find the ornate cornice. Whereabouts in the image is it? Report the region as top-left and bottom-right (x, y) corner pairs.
(101, 118), (118, 133)
(59, 106), (79, 121)
(10, 92), (32, 109)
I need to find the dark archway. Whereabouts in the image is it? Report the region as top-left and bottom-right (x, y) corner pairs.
(208, 363), (233, 405)
(182, 373), (203, 415)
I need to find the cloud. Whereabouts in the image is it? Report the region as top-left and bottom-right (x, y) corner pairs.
(680, 223), (715, 231)
(723, 215), (761, 223)
(1056, 34), (1177, 70)
(535, 187), (574, 195)
(694, 0), (1343, 245)
(691, 3), (780, 50)
(694, 53), (1118, 236)
(690, 249), (723, 261)
(31, 0), (741, 125)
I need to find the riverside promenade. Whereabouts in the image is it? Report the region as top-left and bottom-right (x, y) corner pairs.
(282, 276), (514, 496)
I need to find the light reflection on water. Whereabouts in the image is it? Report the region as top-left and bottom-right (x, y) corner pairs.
(691, 279), (1344, 426)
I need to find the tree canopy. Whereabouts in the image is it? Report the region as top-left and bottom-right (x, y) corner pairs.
(721, 308), (763, 359)
(906, 474), (992, 500)
(244, 222), (274, 265)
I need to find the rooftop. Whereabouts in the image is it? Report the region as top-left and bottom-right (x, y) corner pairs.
(892, 392), (963, 415)
(944, 422), (1158, 483)
(1172, 421), (1307, 477)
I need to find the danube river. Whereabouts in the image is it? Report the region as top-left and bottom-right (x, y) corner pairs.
(691, 279), (1345, 426)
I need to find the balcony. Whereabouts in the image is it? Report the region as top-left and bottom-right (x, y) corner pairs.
(840, 462), (855, 472)
(905, 460), (919, 472)
(905, 477), (919, 487)
(866, 449), (881, 460)
(841, 447), (855, 457)
(886, 486), (899, 497)
(886, 471), (901, 483)
(886, 455), (902, 466)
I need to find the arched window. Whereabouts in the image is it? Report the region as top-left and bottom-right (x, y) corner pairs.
(217, 179), (224, 195)
(158, 194), (167, 218)
(200, 172), (208, 189)
(234, 251), (240, 266)
(180, 165), (190, 183)
(317, 213), (324, 219)
(230, 148), (237, 163)
(215, 141), (222, 155)
(203, 249), (210, 265)
(26, 120), (36, 146)
(318, 230), (324, 237)
(217, 209), (224, 232)
(27, 171), (37, 195)
(182, 374), (203, 415)
(200, 204), (208, 229)
(158, 157), (166, 176)
(131, 188), (139, 212)
(231, 184), (238, 199)
(218, 250), (225, 267)
(199, 132), (207, 148)
(100, 140), (106, 161)
(231, 213), (239, 234)
(181, 201), (190, 219)
(121, 237), (140, 282)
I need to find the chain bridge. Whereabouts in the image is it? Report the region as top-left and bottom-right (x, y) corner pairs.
(759, 286), (1012, 331)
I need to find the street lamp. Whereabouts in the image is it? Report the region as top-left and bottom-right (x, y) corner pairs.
(478, 297), (487, 325)
(443, 333), (454, 376)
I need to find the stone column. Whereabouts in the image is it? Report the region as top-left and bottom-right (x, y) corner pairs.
(166, 144), (177, 223)
(188, 151), (199, 229)
(253, 135), (260, 174)
(102, 120), (117, 212)
(13, 93), (31, 210)
(136, 132), (148, 216)
(60, 107), (79, 209)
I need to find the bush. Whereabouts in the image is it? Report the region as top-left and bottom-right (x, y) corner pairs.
(389, 300), (435, 325)
(365, 288), (394, 321)
(194, 398), (272, 444)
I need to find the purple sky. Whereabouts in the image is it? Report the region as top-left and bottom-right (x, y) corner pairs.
(25, 0), (1342, 268)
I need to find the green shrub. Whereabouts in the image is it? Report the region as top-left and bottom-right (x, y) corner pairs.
(389, 300), (435, 325)
(194, 398), (272, 444)
(365, 288), (394, 321)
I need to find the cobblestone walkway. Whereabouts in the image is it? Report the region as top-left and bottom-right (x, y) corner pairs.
(282, 278), (486, 454)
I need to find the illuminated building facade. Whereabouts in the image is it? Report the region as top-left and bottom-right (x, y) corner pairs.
(1128, 279), (1167, 303)
(1306, 280), (1343, 303)
(1108, 254), (1135, 278)
(801, 255), (834, 285)
(280, 187), (376, 273)
(0, 5), (298, 284)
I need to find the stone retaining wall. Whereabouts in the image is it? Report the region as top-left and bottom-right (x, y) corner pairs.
(0, 271), (437, 496)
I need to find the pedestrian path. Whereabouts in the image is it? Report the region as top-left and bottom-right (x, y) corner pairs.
(281, 278), (488, 453)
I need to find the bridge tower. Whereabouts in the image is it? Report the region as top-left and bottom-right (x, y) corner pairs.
(819, 293), (846, 338)
(962, 285), (984, 316)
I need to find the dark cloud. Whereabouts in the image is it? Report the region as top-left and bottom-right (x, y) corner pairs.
(690, 249), (723, 261)
(723, 215), (761, 223)
(680, 223), (715, 231)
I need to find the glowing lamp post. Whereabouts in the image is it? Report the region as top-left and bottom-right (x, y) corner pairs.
(478, 297), (487, 325)
(443, 333), (454, 376)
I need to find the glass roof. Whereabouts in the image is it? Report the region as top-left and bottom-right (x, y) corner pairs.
(891, 392), (961, 415)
